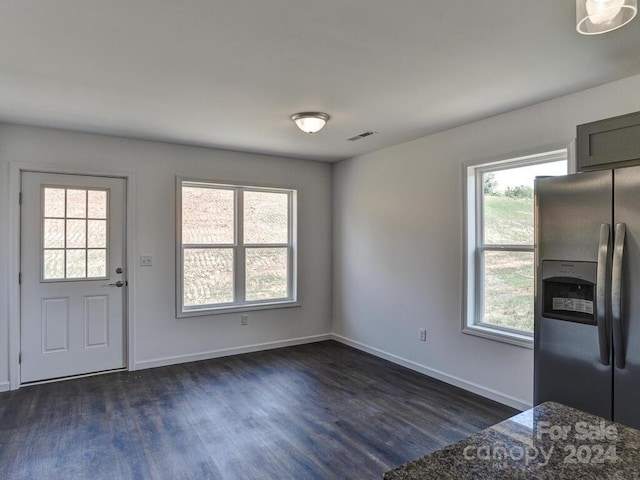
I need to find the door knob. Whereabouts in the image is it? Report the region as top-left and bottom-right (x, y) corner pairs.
(103, 280), (124, 288)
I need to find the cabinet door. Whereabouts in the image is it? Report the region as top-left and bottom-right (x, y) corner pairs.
(577, 111), (640, 172)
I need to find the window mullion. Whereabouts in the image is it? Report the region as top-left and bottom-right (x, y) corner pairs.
(183, 243), (235, 249)
(476, 248), (486, 326)
(243, 243), (289, 248)
(236, 187), (246, 304)
(287, 191), (295, 301)
(479, 245), (534, 252)
(64, 188), (68, 278)
(475, 170), (485, 249)
(84, 189), (88, 278)
(475, 171), (485, 328)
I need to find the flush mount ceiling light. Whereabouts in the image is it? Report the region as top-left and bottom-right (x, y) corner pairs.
(577, 0), (637, 35)
(291, 112), (330, 134)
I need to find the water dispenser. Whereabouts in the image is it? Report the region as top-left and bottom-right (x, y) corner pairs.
(541, 260), (597, 325)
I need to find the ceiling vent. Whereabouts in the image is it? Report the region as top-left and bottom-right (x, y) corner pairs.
(347, 131), (377, 141)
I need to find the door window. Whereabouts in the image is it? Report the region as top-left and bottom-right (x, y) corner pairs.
(42, 186), (109, 280)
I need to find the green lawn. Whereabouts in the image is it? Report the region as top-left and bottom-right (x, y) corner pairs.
(484, 194), (533, 245)
(482, 195), (535, 332)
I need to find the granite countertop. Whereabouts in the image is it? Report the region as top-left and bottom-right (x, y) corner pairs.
(384, 401), (640, 479)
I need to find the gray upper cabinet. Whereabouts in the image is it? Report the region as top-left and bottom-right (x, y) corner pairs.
(577, 111), (640, 172)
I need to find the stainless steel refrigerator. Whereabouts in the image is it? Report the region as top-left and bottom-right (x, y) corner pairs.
(534, 166), (640, 429)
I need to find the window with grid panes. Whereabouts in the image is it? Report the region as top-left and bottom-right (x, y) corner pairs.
(463, 150), (568, 346)
(177, 180), (297, 316)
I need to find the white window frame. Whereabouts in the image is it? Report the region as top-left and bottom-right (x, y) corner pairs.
(176, 178), (299, 317)
(40, 184), (111, 282)
(463, 144), (573, 347)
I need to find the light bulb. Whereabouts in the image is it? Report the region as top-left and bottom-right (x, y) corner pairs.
(586, 0), (625, 24)
(291, 112), (330, 134)
(577, 0), (637, 34)
(295, 117), (326, 133)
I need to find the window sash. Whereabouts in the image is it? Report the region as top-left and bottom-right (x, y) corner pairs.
(463, 147), (569, 345)
(475, 164), (537, 336)
(178, 179), (297, 316)
(475, 246), (535, 337)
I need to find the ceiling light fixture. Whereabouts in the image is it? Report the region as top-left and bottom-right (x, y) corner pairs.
(577, 0), (637, 35)
(291, 112), (330, 134)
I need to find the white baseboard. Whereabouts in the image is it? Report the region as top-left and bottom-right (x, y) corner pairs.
(135, 333), (333, 370)
(0, 382), (10, 393)
(331, 333), (532, 411)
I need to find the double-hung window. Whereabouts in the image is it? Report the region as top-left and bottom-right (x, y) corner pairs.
(464, 149), (568, 346)
(177, 179), (297, 316)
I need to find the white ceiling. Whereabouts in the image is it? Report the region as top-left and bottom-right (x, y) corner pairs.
(1, 1), (640, 162)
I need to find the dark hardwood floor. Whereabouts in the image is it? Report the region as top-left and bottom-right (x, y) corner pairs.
(0, 341), (517, 479)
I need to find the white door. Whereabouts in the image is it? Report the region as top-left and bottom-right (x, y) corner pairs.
(20, 172), (126, 383)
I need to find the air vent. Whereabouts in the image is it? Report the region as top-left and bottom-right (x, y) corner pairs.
(347, 131), (377, 142)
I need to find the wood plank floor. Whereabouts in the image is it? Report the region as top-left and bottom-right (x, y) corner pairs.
(0, 341), (517, 479)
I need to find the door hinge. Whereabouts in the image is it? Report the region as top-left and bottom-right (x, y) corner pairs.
(18, 272), (22, 285)
(18, 192), (22, 205)
(18, 352), (22, 364)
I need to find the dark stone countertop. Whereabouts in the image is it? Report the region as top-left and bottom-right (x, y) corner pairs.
(384, 401), (640, 479)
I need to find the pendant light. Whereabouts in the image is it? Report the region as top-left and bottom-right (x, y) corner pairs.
(577, 0), (637, 35)
(291, 112), (330, 134)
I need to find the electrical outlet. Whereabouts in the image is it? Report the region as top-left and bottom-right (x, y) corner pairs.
(419, 328), (427, 342)
(140, 255), (153, 266)
(241, 314), (249, 326)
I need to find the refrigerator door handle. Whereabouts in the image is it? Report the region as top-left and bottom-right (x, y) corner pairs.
(612, 223), (626, 369)
(597, 223), (611, 366)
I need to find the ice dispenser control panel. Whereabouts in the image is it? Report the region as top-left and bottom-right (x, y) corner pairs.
(541, 260), (597, 325)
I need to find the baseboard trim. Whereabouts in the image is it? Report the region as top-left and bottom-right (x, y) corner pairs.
(331, 333), (532, 411)
(0, 381), (10, 393)
(135, 334), (333, 370)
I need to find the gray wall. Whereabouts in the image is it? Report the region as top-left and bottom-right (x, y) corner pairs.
(0, 125), (333, 389)
(332, 73), (640, 409)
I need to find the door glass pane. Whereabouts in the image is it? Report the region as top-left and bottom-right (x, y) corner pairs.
(44, 219), (65, 248)
(245, 248), (288, 301)
(44, 188), (65, 217)
(88, 220), (107, 248)
(66, 219), (86, 248)
(88, 190), (107, 219)
(483, 161), (566, 245)
(66, 249), (87, 278)
(44, 250), (65, 279)
(483, 250), (534, 332)
(244, 191), (289, 244)
(66, 189), (87, 218)
(88, 249), (106, 277)
(182, 186), (235, 244)
(183, 248), (234, 306)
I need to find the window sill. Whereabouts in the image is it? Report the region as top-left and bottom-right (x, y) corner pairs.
(462, 324), (533, 349)
(178, 300), (301, 318)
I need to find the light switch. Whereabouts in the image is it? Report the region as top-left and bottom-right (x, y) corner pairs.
(140, 255), (153, 266)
